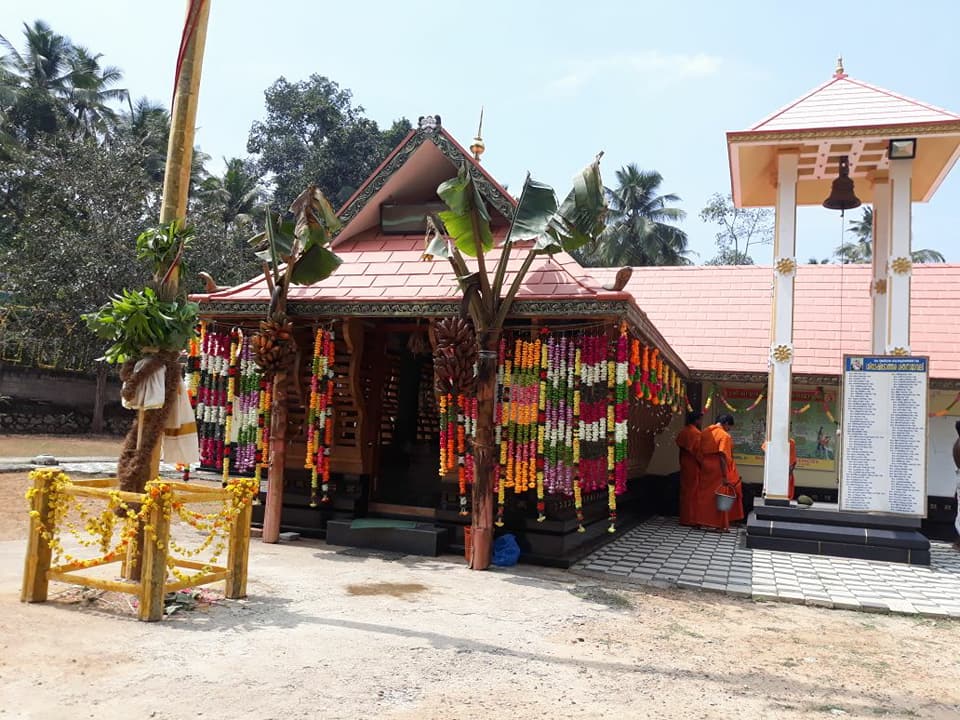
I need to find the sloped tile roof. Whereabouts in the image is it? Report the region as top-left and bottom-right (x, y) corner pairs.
(199, 231), (612, 304)
(591, 264), (960, 380)
(749, 73), (960, 132)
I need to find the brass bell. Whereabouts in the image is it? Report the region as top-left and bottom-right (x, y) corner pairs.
(822, 155), (861, 211)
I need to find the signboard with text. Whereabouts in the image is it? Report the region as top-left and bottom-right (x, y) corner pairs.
(840, 355), (928, 516)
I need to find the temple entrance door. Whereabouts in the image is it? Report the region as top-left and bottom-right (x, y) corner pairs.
(369, 330), (440, 513)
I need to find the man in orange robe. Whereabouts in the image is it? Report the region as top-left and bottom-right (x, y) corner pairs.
(695, 414), (744, 530)
(675, 411), (702, 526)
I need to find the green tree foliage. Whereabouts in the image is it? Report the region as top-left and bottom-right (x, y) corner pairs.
(833, 206), (945, 263)
(699, 192), (773, 265)
(574, 164), (692, 267)
(198, 157), (267, 230)
(247, 74), (411, 208)
(0, 20), (128, 143)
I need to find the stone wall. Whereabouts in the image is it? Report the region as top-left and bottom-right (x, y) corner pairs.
(0, 363), (128, 436)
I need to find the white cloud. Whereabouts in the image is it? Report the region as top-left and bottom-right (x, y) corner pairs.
(546, 50), (723, 97)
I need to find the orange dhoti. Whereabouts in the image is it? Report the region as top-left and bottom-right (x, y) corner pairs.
(695, 423), (744, 530)
(678, 450), (700, 526)
(676, 424), (702, 526)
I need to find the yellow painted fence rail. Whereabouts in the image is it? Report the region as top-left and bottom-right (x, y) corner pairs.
(21, 470), (254, 621)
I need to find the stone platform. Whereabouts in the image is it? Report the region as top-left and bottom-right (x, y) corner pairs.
(746, 499), (930, 565)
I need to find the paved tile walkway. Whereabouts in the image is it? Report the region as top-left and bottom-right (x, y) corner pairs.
(574, 516), (960, 618)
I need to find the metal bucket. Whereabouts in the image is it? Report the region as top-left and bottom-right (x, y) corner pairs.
(715, 487), (737, 512)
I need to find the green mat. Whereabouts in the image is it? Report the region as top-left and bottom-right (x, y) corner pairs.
(350, 519), (419, 530)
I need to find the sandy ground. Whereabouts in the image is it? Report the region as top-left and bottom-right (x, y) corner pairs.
(1, 474), (959, 719)
(0, 434), (121, 459)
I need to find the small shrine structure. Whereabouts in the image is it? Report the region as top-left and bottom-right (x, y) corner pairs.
(191, 118), (688, 563)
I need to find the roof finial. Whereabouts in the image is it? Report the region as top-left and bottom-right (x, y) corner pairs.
(835, 55), (845, 77)
(469, 106), (485, 161)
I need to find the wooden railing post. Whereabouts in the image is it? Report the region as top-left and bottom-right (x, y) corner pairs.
(138, 483), (171, 622)
(21, 472), (53, 603)
(225, 495), (253, 599)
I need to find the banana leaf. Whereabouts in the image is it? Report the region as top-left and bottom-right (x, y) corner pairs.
(436, 164), (492, 257)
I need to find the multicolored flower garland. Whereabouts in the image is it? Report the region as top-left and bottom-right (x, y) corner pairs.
(233, 333), (261, 474)
(221, 328), (240, 484)
(305, 328), (336, 507)
(196, 325), (231, 470)
(439, 392), (477, 516)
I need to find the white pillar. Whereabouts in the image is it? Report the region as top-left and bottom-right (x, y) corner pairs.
(871, 176), (891, 354)
(763, 151), (799, 504)
(886, 160), (913, 355)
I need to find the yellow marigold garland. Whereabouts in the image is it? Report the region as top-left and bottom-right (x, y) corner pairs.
(25, 469), (258, 585)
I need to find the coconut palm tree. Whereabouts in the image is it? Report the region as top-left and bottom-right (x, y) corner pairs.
(119, 97), (170, 182)
(575, 164), (692, 266)
(833, 206), (946, 263)
(198, 157), (267, 230)
(0, 20), (74, 137)
(0, 21), (127, 141)
(65, 46), (128, 138)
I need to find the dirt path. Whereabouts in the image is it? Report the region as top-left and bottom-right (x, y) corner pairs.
(0, 434), (120, 458)
(1, 460), (958, 719)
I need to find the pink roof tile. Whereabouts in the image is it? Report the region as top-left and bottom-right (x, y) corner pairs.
(591, 264), (960, 380)
(747, 72), (960, 133)
(197, 230), (621, 306)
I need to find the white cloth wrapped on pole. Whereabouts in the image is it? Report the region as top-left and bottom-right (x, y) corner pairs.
(163, 379), (200, 466)
(121, 357), (165, 410)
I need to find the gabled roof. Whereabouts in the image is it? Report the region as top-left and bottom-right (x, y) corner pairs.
(727, 69), (960, 207)
(334, 120), (516, 245)
(749, 72), (960, 133)
(592, 264), (960, 380)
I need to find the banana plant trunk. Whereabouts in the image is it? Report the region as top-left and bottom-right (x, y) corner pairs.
(470, 338), (499, 570)
(261, 371), (287, 543)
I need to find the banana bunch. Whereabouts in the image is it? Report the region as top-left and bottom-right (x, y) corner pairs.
(433, 317), (477, 395)
(251, 313), (295, 374)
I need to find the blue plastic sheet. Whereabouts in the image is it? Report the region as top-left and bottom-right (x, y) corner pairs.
(492, 533), (521, 567)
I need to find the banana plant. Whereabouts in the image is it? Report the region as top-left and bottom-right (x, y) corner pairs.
(247, 185), (343, 544)
(423, 156), (606, 570)
(248, 185), (343, 317)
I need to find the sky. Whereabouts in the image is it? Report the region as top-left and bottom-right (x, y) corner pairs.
(3, 0), (960, 264)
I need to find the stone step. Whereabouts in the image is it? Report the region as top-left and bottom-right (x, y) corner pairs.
(753, 498), (921, 530)
(746, 512), (931, 565)
(325, 519), (448, 557)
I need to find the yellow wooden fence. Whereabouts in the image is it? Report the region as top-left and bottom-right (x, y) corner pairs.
(21, 472), (253, 622)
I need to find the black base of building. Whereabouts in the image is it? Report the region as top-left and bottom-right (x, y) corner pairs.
(746, 499), (931, 565)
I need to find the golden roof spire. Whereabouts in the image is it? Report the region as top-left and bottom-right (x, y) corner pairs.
(469, 106), (485, 161)
(835, 55), (845, 76)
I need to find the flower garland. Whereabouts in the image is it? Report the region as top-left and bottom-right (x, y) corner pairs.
(543, 334), (577, 497)
(187, 322), (203, 405)
(441, 390), (478, 517)
(25, 469), (258, 585)
(233, 333), (261, 474)
(221, 328), (240, 485)
(535, 334), (548, 522)
(305, 328), (336, 507)
(612, 323), (630, 509)
(573, 342), (584, 531)
(196, 325), (231, 470)
(577, 334), (608, 494)
(254, 375), (271, 494)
